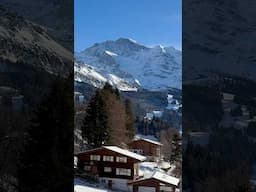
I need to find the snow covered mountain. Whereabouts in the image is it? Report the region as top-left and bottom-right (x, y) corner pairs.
(75, 38), (181, 91)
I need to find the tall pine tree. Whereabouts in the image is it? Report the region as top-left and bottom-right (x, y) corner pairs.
(81, 83), (132, 148)
(81, 90), (109, 148)
(125, 99), (135, 140)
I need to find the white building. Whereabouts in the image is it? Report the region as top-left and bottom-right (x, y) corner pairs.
(166, 94), (180, 111)
(144, 113), (154, 121)
(152, 111), (163, 118)
(74, 92), (85, 104)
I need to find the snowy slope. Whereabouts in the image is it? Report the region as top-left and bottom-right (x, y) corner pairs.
(75, 38), (181, 91)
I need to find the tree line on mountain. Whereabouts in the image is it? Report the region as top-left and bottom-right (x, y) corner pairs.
(81, 83), (135, 148)
(136, 116), (169, 136)
(183, 128), (256, 192)
(183, 82), (256, 192)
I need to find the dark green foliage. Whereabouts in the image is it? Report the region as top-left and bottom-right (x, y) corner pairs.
(114, 88), (120, 99)
(81, 90), (109, 148)
(102, 82), (115, 94)
(183, 79), (256, 192)
(125, 99), (135, 140)
(171, 133), (182, 162)
(137, 117), (169, 136)
(18, 76), (73, 192)
(81, 83), (133, 148)
(183, 128), (255, 192)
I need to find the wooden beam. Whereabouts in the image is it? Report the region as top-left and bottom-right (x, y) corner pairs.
(155, 185), (160, 192)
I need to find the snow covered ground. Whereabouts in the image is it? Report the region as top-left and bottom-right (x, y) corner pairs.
(74, 178), (111, 192)
(75, 185), (108, 192)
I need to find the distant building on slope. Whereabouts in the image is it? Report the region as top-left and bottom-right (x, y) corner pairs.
(128, 135), (163, 162)
(74, 91), (85, 105)
(76, 146), (146, 192)
(166, 94), (180, 111)
(144, 111), (164, 121)
(144, 112), (154, 121)
(152, 111), (163, 118)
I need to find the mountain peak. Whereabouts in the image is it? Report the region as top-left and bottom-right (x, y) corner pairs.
(116, 37), (137, 44)
(153, 45), (166, 53)
(76, 38), (181, 90)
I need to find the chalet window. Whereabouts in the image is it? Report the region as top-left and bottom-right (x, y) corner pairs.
(104, 167), (112, 173)
(133, 149), (143, 154)
(84, 165), (91, 171)
(116, 168), (131, 176)
(103, 156), (114, 162)
(90, 155), (101, 161)
(116, 156), (127, 163)
(156, 148), (160, 156)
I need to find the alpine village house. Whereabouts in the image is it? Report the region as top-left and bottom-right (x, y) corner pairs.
(76, 146), (146, 191)
(76, 138), (180, 192)
(128, 136), (163, 162)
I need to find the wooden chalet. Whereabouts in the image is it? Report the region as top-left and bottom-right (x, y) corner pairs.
(128, 170), (180, 192)
(128, 136), (163, 162)
(76, 146), (146, 191)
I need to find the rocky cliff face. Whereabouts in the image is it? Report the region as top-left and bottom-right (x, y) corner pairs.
(0, 0), (73, 50)
(0, 6), (72, 76)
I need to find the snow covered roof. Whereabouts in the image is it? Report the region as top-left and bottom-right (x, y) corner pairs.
(103, 146), (146, 161)
(129, 170), (180, 187)
(133, 134), (163, 146)
(145, 113), (154, 120)
(76, 146), (146, 161)
(167, 94), (173, 99)
(151, 171), (180, 186)
(152, 110), (163, 118)
(158, 161), (171, 170)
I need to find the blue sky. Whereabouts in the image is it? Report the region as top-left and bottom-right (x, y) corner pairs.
(75, 0), (181, 52)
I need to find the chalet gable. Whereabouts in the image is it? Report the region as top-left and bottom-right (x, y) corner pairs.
(129, 170), (180, 187)
(129, 135), (163, 146)
(76, 145), (146, 162)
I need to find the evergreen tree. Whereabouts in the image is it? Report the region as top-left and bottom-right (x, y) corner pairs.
(81, 90), (109, 148)
(171, 133), (182, 161)
(18, 76), (73, 192)
(114, 88), (120, 99)
(125, 99), (135, 140)
(102, 82), (114, 94)
(81, 83), (130, 148)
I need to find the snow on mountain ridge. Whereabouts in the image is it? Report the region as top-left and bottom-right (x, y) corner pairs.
(75, 38), (181, 90)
